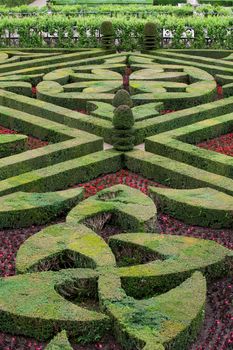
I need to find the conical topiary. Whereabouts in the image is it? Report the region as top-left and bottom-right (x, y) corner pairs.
(100, 21), (115, 50)
(112, 89), (133, 108)
(143, 22), (158, 51)
(112, 105), (135, 151)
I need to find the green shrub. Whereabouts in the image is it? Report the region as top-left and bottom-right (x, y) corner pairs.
(112, 105), (135, 151)
(100, 20), (114, 36)
(143, 22), (157, 50)
(144, 22), (157, 36)
(100, 21), (114, 49)
(113, 105), (134, 130)
(112, 89), (133, 108)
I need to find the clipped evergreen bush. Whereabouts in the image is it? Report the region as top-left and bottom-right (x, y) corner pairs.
(143, 22), (157, 50)
(112, 105), (135, 151)
(100, 21), (115, 50)
(113, 105), (134, 129)
(112, 89), (133, 108)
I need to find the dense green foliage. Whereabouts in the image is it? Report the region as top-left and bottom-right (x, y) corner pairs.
(0, 4), (232, 16)
(0, 15), (232, 49)
(0, 0), (32, 6)
(50, 0), (153, 5)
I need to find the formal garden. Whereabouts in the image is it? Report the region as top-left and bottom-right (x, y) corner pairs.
(0, 0), (232, 349)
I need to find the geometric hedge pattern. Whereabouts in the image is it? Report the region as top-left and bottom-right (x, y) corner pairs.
(0, 48), (232, 350)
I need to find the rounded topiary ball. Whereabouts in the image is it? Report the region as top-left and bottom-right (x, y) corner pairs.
(100, 21), (114, 36)
(112, 89), (133, 108)
(113, 105), (134, 130)
(144, 22), (157, 37)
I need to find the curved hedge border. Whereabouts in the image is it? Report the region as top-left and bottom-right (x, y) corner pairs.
(0, 188), (84, 229)
(1, 185), (230, 349)
(149, 187), (233, 228)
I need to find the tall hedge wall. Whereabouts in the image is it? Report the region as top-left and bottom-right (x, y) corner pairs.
(0, 15), (232, 50)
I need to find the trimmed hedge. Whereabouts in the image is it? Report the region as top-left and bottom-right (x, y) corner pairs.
(0, 134), (27, 158)
(11, 185), (233, 348)
(129, 61), (216, 110)
(16, 222), (116, 273)
(66, 184), (157, 232)
(125, 149), (233, 197)
(145, 112), (233, 178)
(103, 272), (205, 350)
(0, 268), (109, 340)
(112, 105), (135, 151)
(0, 149), (122, 197)
(111, 232), (233, 296)
(149, 187), (233, 228)
(133, 96), (233, 144)
(0, 188), (84, 229)
(32, 52), (230, 145)
(0, 97), (103, 181)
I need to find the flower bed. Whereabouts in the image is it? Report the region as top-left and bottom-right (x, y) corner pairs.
(198, 133), (233, 157)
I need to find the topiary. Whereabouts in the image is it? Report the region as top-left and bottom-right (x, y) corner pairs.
(100, 21), (114, 36)
(144, 22), (157, 37)
(112, 105), (135, 152)
(112, 89), (133, 108)
(100, 21), (115, 49)
(143, 22), (157, 51)
(113, 105), (134, 130)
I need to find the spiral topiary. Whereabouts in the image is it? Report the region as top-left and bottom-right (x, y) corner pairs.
(112, 89), (133, 108)
(143, 22), (157, 51)
(112, 105), (135, 152)
(100, 21), (115, 50)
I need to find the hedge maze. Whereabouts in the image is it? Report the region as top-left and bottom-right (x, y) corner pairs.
(0, 48), (232, 349)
